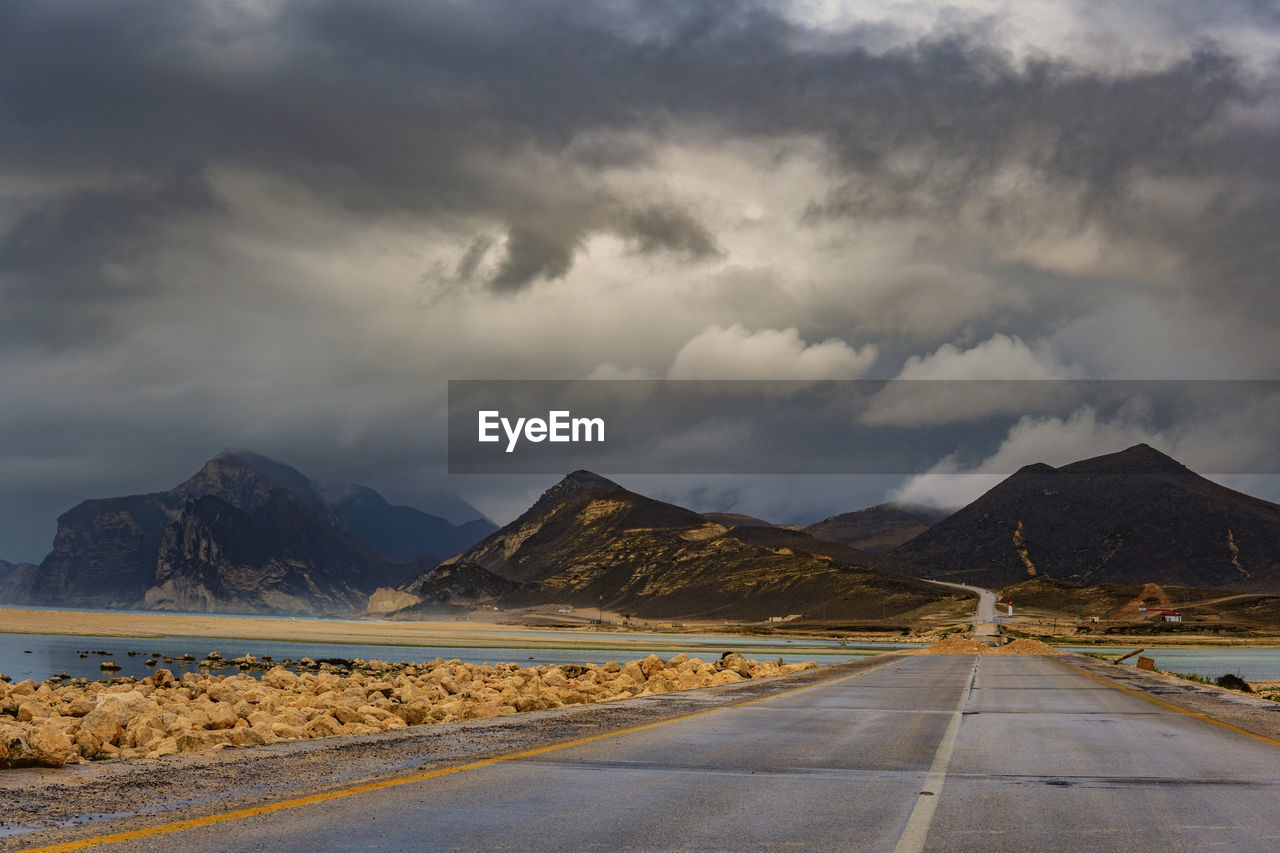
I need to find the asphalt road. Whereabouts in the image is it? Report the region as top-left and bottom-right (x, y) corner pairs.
(927, 580), (1001, 643)
(75, 654), (1280, 853)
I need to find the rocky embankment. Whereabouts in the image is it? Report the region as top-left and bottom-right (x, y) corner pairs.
(1, 653), (816, 768)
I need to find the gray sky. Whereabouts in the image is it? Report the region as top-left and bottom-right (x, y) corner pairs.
(3, 0), (1280, 561)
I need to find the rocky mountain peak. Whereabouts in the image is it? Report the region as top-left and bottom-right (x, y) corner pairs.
(1012, 462), (1057, 477)
(562, 470), (620, 488)
(521, 470), (622, 518)
(172, 451), (325, 513)
(1061, 443), (1189, 477)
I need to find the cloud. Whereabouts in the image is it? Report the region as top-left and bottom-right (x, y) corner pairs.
(893, 334), (1078, 381)
(667, 324), (878, 380)
(586, 363), (658, 380)
(847, 264), (1026, 338)
(0, 165), (223, 348)
(614, 202), (722, 259)
(889, 405), (1168, 506)
(863, 334), (1081, 425)
(489, 222), (585, 292)
(889, 470), (1007, 510)
(3, 0), (1280, 558)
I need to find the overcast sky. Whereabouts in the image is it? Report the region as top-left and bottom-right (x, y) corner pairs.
(3, 0), (1280, 561)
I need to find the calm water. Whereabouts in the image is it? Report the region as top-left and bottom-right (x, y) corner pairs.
(1058, 646), (1280, 681)
(0, 631), (897, 683)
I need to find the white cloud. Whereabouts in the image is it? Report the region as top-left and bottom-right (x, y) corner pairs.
(894, 333), (1077, 381)
(890, 470), (1006, 509)
(586, 363), (657, 380)
(849, 264), (1026, 337)
(667, 324), (878, 380)
(973, 405), (1166, 471)
(863, 334), (1081, 425)
(889, 404), (1168, 507)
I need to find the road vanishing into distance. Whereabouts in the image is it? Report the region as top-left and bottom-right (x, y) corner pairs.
(926, 579), (1001, 644)
(47, 653), (1280, 853)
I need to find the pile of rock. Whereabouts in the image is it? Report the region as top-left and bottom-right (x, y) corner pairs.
(918, 636), (1061, 655)
(918, 637), (993, 654)
(0, 653), (816, 768)
(995, 638), (1060, 655)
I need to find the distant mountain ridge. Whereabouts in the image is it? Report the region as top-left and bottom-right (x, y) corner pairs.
(394, 471), (958, 621)
(805, 503), (949, 553)
(5, 451), (495, 613)
(0, 559), (37, 600)
(891, 444), (1280, 591)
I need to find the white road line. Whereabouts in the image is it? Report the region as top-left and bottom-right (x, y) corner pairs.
(892, 657), (980, 853)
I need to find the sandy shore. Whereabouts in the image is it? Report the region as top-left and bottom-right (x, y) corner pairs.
(0, 608), (550, 645)
(0, 608), (863, 656)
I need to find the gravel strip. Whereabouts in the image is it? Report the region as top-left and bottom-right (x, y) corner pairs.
(0, 654), (902, 851)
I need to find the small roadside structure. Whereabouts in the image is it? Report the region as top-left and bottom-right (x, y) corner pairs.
(1163, 612), (1183, 623)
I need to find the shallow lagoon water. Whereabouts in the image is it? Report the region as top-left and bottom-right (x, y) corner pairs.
(1058, 645), (1280, 681)
(0, 631), (898, 682)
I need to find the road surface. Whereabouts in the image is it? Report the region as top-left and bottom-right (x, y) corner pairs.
(927, 580), (1001, 644)
(46, 654), (1280, 852)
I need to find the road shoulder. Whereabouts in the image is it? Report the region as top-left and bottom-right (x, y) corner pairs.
(1054, 652), (1280, 743)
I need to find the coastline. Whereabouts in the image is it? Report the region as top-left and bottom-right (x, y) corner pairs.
(4, 607), (1277, 653)
(0, 608), (869, 657)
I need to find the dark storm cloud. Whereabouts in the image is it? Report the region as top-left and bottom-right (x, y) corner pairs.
(0, 165), (219, 285)
(0, 164), (221, 348)
(452, 236), (495, 282)
(1, 0), (1276, 297)
(490, 223), (583, 292)
(802, 46), (1247, 213)
(3, 0), (1280, 560)
(616, 203), (722, 259)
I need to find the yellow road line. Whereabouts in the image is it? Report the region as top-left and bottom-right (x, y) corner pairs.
(1051, 657), (1280, 749)
(16, 657), (904, 852)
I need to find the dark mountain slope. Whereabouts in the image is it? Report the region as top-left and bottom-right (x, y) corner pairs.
(0, 559), (38, 601)
(322, 484), (494, 561)
(805, 503), (949, 552)
(143, 490), (391, 615)
(19, 495), (175, 608)
(399, 562), (523, 611)
(892, 444), (1280, 591)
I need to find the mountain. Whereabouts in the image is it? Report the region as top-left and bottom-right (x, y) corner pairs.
(400, 490), (493, 527)
(21, 494), (177, 608)
(9, 450), (493, 611)
(700, 512), (777, 528)
(176, 450), (497, 559)
(892, 444), (1280, 591)
(397, 471), (958, 621)
(319, 483), (496, 561)
(144, 491), (396, 615)
(995, 577), (1280, 633)
(805, 503), (950, 553)
(399, 562), (523, 611)
(0, 559), (37, 600)
(174, 449), (327, 514)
